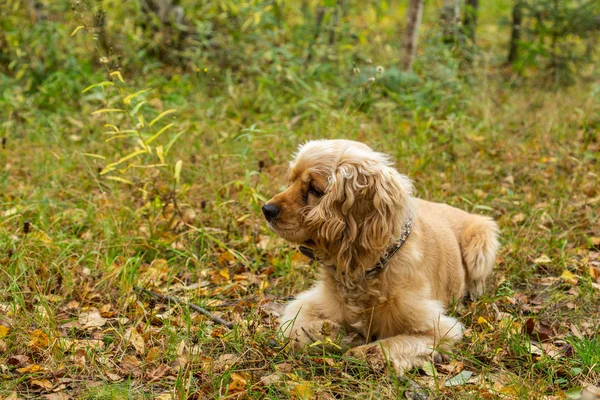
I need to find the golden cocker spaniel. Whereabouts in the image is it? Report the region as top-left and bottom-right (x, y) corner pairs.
(262, 139), (499, 373)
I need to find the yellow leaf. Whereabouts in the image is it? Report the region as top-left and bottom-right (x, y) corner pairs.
(82, 81), (114, 93)
(104, 176), (134, 185)
(100, 149), (148, 174)
(17, 364), (44, 374)
(149, 109), (177, 127)
(145, 123), (174, 145)
(109, 71), (125, 83)
(70, 25), (86, 36)
(123, 88), (152, 105)
(590, 237), (600, 246)
(294, 382), (313, 399)
(156, 146), (165, 164)
(219, 268), (230, 281)
(174, 160), (182, 185)
(228, 372), (248, 393)
(560, 270), (578, 285)
(92, 108), (124, 115)
(81, 153), (106, 160)
(533, 255), (552, 264)
(477, 316), (489, 326)
(0, 325), (9, 338)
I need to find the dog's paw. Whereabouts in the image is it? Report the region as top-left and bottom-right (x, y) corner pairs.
(344, 343), (426, 375)
(286, 319), (360, 354)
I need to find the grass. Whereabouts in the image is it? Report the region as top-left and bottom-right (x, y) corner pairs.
(1, 1), (599, 399)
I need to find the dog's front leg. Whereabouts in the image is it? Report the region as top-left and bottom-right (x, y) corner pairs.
(279, 283), (361, 351)
(346, 313), (463, 374)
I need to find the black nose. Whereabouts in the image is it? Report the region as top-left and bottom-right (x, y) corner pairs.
(262, 204), (280, 222)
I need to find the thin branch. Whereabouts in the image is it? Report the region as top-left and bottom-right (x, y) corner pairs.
(135, 286), (234, 329)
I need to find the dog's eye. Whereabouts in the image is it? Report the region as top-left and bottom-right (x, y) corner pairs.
(308, 184), (323, 198)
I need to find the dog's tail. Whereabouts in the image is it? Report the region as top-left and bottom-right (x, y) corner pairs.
(460, 217), (500, 299)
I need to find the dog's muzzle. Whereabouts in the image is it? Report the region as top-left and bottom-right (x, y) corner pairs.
(262, 203), (280, 222)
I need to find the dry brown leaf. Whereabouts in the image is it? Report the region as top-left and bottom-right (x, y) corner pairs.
(533, 255), (552, 264)
(227, 372), (248, 393)
(8, 355), (30, 367)
(105, 371), (122, 381)
(0, 339), (6, 352)
(43, 393), (70, 400)
(259, 373), (281, 386)
(119, 355), (142, 377)
(147, 364), (171, 381)
(79, 310), (106, 328)
(124, 327), (145, 355)
(215, 354), (238, 372)
(146, 346), (161, 362)
(5, 392), (21, 400)
(73, 349), (86, 368)
(30, 379), (53, 390)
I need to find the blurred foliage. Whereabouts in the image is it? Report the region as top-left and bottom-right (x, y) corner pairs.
(509, 0), (600, 84)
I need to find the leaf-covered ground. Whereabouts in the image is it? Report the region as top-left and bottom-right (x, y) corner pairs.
(1, 1), (600, 399)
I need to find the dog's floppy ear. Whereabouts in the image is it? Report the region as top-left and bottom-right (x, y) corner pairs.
(305, 156), (413, 279)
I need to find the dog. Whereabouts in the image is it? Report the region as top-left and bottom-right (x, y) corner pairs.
(262, 139), (499, 373)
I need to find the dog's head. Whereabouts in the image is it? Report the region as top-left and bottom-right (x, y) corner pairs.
(263, 139), (413, 276)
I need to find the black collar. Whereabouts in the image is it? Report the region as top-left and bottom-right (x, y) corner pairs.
(298, 218), (414, 280)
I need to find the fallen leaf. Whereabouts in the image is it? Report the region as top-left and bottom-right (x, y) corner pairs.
(17, 364), (45, 374)
(228, 372), (248, 393)
(533, 255), (552, 264)
(105, 371), (122, 381)
(0, 325), (9, 338)
(119, 355), (142, 377)
(8, 355), (30, 367)
(28, 329), (49, 349)
(43, 393), (70, 400)
(259, 373), (281, 386)
(445, 370), (473, 387)
(147, 364), (171, 381)
(73, 349), (86, 368)
(421, 361), (436, 377)
(214, 354), (238, 372)
(79, 310), (106, 328)
(560, 270), (578, 285)
(124, 327), (145, 355)
(146, 346), (161, 362)
(5, 392), (21, 400)
(511, 213), (526, 224)
(436, 360), (464, 375)
(293, 382), (313, 399)
(584, 384), (600, 396)
(155, 393), (173, 400)
(30, 379), (53, 390)
(564, 387), (582, 399)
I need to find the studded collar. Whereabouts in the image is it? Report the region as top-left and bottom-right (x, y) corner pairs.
(298, 218), (414, 280)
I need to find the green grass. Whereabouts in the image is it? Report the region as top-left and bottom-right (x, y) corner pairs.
(1, 0), (599, 399)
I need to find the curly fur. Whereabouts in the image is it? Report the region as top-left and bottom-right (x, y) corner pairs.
(264, 139), (499, 373)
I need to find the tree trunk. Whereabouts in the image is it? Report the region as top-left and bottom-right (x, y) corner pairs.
(440, 0), (461, 44)
(463, 0), (479, 44)
(401, 0), (424, 71)
(507, 1), (523, 64)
